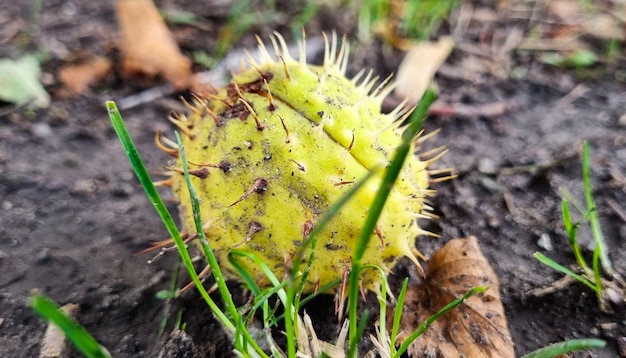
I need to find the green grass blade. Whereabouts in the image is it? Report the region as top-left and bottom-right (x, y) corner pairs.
(393, 286), (487, 358)
(291, 169), (377, 281)
(347, 309), (370, 357)
(228, 250), (288, 303)
(284, 167), (378, 355)
(533, 252), (596, 292)
(581, 141), (612, 275)
(290, 3), (319, 38)
(29, 294), (112, 358)
(389, 278), (409, 356)
(106, 103), (236, 333)
(370, 264), (390, 355)
(521, 338), (606, 358)
(175, 132), (268, 357)
(561, 199), (591, 276)
(348, 88), (437, 349)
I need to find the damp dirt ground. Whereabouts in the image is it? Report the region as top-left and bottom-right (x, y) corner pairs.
(1, 1), (625, 357)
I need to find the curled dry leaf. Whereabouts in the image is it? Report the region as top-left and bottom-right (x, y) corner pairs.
(394, 37), (454, 106)
(114, 0), (192, 90)
(394, 236), (514, 358)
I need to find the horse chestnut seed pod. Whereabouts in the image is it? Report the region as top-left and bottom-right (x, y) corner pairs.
(163, 33), (443, 294)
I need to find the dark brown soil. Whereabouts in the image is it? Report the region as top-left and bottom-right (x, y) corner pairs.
(1, 1), (624, 357)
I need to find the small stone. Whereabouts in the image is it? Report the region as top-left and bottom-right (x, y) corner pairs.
(70, 179), (97, 197)
(478, 158), (498, 175)
(31, 122), (53, 139)
(606, 287), (624, 306)
(537, 233), (553, 251)
(479, 176), (503, 193)
(35, 248), (51, 264)
(597, 322), (617, 333)
(39, 304), (80, 358)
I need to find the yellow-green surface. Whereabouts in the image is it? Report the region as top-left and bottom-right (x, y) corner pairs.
(171, 35), (432, 293)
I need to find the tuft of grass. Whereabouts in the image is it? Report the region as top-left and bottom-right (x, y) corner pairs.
(356, 0), (459, 43)
(533, 141), (612, 311)
(109, 101), (269, 356)
(211, 1), (320, 65)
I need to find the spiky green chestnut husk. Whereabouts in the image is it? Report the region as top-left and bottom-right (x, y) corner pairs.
(167, 34), (438, 293)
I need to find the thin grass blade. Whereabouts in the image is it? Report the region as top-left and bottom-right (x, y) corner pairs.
(389, 278), (409, 356)
(29, 294), (112, 358)
(521, 338), (606, 358)
(581, 141), (612, 275)
(106, 102), (236, 332)
(393, 286), (487, 358)
(561, 199), (591, 276)
(348, 88), (437, 348)
(175, 132), (268, 357)
(533, 252), (596, 291)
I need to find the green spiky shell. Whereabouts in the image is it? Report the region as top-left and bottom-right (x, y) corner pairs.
(169, 34), (434, 293)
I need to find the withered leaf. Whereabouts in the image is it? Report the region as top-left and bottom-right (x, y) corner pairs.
(114, 0), (192, 89)
(59, 57), (112, 95)
(395, 236), (514, 358)
(394, 37), (454, 106)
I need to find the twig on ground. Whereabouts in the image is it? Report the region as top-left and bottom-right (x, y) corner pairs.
(429, 100), (517, 118)
(524, 274), (577, 299)
(607, 199), (626, 223)
(556, 84), (589, 107)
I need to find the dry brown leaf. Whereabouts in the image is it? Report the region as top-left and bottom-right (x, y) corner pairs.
(548, 0), (582, 23)
(59, 57), (112, 95)
(115, 0), (192, 89)
(395, 236), (514, 358)
(394, 37), (454, 106)
(548, 0), (624, 41)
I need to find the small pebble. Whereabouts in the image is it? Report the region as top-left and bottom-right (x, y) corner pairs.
(478, 158), (498, 175)
(478, 176), (503, 193)
(537, 233), (553, 251)
(1, 201), (13, 210)
(70, 179), (97, 197)
(35, 248), (51, 264)
(606, 287), (624, 306)
(31, 122), (53, 139)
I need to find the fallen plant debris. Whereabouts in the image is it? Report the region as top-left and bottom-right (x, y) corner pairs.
(114, 0), (193, 90)
(393, 236), (514, 358)
(0, 55), (50, 108)
(58, 57), (112, 95)
(394, 37), (455, 106)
